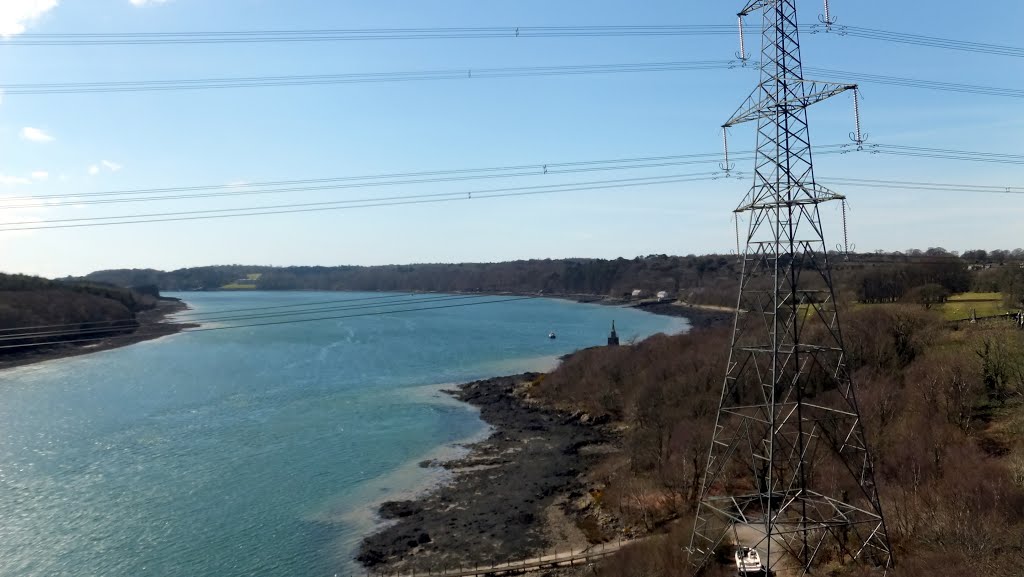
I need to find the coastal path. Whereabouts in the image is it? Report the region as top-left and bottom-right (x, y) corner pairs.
(356, 539), (634, 577)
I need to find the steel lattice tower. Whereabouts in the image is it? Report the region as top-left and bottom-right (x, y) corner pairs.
(689, 1), (893, 575)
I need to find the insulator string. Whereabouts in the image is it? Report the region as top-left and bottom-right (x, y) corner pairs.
(841, 199), (851, 260)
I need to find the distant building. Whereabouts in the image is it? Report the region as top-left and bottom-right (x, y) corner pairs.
(656, 291), (669, 301)
(607, 321), (620, 346)
(631, 289), (644, 299)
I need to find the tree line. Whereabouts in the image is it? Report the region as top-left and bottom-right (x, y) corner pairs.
(80, 255), (740, 299)
(0, 273), (160, 355)
(80, 249), (1024, 312)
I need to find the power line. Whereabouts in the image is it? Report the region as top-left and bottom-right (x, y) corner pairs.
(3, 170), (1021, 234)
(4, 150), (856, 209)
(803, 66), (1024, 100)
(0, 150), (743, 202)
(0, 172), (735, 232)
(4, 25), (738, 45)
(863, 143), (1024, 165)
(0, 291), (437, 335)
(823, 24), (1024, 59)
(0, 61), (736, 95)
(0, 294), (488, 342)
(0, 295), (539, 351)
(8, 24), (1023, 61)
(0, 155), (768, 208)
(6, 142), (1021, 210)
(3, 60), (1020, 102)
(823, 175), (1024, 194)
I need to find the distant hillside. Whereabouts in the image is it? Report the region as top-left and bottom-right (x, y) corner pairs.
(0, 274), (161, 355)
(82, 256), (742, 302)
(82, 251), (1024, 311)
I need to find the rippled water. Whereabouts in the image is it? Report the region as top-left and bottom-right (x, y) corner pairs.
(0, 292), (686, 577)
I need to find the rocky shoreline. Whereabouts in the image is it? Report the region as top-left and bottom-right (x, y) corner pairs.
(355, 300), (730, 573)
(357, 373), (613, 573)
(626, 301), (733, 330)
(0, 298), (196, 371)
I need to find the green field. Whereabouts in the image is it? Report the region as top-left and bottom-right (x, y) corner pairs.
(938, 292), (1011, 320)
(221, 272), (262, 290)
(947, 292), (1003, 302)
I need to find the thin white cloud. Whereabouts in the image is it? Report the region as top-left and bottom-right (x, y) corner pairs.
(0, 174), (32, 186)
(129, 0), (169, 6)
(0, 0), (59, 38)
(20, 126), (54, 142)
(87, 160), (122, 175)
(30, 170), (48, 180)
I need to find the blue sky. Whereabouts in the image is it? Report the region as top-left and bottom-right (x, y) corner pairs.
(1, 0), (1022, 277)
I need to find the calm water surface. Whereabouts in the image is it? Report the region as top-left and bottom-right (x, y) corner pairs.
(0, 292), (686, 577)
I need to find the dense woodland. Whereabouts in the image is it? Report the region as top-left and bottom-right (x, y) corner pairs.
(82, 256), (734, 298)
(0, 274), (160, 355)
(530, 304), (1024, 577)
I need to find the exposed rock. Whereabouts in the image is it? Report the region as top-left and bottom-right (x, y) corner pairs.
(356, 373), (608, 573)
(379, 500), (422, 520)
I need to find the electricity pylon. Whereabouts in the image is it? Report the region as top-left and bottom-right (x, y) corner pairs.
(689, 1), (893, 575)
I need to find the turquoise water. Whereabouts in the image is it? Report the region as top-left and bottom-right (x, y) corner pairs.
(0, 292), (685, 577)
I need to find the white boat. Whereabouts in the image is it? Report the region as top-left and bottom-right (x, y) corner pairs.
(548, 331), (556, 339)
(735, 547), (763, 574)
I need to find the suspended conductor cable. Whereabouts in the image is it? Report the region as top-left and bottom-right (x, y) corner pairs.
(0, 292), (433, 335)
(9, 24), (1024, 61)
(0, 296), (539, 351)
(0, 61), (736, 95)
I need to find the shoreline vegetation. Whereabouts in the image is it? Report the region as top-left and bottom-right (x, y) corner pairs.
(0, 298), (195, 371)
(0, 271), (202, 371)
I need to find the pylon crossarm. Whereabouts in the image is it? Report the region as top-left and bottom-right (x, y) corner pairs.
(735, 184), (846, 212)
(739, 0), (781, 17)
(724, 80), (856, 127)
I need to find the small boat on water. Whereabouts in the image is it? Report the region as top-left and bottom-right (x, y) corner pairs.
(548, 331), (557, 339)
(735, 546), (764, 574)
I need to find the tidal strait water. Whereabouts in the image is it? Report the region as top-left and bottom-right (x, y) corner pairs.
(0, 292), (686, 577)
